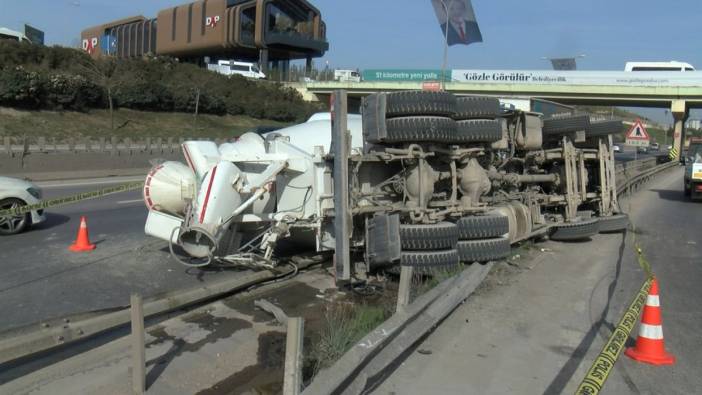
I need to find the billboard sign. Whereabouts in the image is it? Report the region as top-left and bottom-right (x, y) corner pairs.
(205, 15), (221, 28)
(451, 70), (702, 87)
(431, 0), (483, 46)
(24, 24), (44, 45)
(362, 69), (449, 82)
(549, 58), (577, 70)
(82, 37), (99, 54)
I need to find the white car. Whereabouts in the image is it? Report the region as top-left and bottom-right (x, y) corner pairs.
(612, 144), (622, 153)
(0, 177), (46, 235)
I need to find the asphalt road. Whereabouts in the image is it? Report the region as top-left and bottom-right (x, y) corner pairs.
(374, 167), (701, 394)
(615, 150), (666, 163)
(0, 176), (243, 332)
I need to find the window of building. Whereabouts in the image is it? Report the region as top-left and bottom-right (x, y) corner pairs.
(240, 5), (255, 45)
(266, 2), (314, 39)
(227, 0), (251, 6)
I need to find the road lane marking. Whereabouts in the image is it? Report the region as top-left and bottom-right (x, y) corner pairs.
(117, 199), (145, 205)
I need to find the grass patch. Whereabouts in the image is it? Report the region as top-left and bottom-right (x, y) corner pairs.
(411, 263), (466, 302)
(310, 301), (391, 374)
(0, 106), (290, 140)
(307, 264), (468, 379)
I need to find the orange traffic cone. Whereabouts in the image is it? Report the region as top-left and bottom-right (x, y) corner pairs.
(68, 216), (96, 252)
(625, 278), (675, 365)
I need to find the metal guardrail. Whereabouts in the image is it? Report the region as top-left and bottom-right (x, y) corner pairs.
(616, 159), (679, 195)
(1, 136), (228, 155)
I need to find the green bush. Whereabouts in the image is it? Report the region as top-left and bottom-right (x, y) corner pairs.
(0, 67), (45, 108)
(0, 40), (320, 122)
(45, 73), (102, 110)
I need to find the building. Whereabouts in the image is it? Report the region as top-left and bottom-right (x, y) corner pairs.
(685, 119), (701, 130)
(0, 27), (31, 43)
(80, 0), (328, 74)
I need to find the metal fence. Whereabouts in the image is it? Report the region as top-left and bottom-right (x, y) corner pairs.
(0, 136), (233, 156)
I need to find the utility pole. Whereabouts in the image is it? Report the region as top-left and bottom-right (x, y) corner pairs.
(439, 0), (454, 91)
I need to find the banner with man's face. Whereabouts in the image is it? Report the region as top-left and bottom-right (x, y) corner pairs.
(431, 0), (483, 46)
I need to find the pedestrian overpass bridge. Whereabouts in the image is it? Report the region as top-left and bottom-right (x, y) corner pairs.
(294, 78), (702, 159)
(303, 80), (702, 108)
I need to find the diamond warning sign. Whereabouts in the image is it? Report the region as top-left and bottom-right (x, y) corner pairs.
(625, 119), (650, 147)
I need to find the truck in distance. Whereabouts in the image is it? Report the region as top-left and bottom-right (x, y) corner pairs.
(334, 69), (361, 82)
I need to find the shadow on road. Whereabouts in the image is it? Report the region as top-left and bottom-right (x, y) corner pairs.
(542, 231), (639, 395)
(31, 213), (71, 231)
(649, 188), (692, 203)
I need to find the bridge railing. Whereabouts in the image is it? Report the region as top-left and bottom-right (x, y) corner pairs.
(616, 157), (678, 195)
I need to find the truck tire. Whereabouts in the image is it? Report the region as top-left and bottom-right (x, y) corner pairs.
(598, 214), (629, 233)
(457, 214), (509, 240)
(400, 222), (458, 250)
(452, 119), (502, 143)
(550, 218), (600, 241)
(385, 91), (456, 118)
(587, 119), (623, 138)
(398, 249), (461, 273)
(453, 96), (501, 120)
(542, 114), (590, 135)
(457, 237), (511, 262)
(385, 116), (456, 143)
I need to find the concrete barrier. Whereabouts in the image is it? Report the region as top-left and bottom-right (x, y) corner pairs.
(0, 136), (207, 181)
(0, 151), (183, 181)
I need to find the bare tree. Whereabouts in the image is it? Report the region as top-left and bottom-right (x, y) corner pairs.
(193, 87), (201, 130)
(79, 57), (119, 130)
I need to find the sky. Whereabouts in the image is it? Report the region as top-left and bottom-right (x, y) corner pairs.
(2, 0), (701, 122)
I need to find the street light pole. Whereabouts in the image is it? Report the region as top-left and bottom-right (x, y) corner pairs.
(440, 0), (454, 91)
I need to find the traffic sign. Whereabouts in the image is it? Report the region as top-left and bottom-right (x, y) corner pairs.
(625, 120), (650, 147)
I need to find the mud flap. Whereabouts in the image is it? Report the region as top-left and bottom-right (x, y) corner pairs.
(365, 213), (401, 267)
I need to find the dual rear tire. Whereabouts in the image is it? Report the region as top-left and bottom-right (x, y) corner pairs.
(369, 91), (503, 145)
(390, 214), (511, 275)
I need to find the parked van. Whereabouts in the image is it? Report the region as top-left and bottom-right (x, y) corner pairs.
(207, 60), (266, 79)
(334, 69), (361, 83)
(624, 61), (695, 72)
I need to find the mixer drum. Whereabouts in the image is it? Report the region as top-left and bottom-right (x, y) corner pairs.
(143, 161), (197, 216)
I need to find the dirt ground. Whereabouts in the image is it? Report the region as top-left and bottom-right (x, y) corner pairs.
(0, 106), (288, 140)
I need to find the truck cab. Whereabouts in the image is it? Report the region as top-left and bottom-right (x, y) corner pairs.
(684, 138), (702, 199)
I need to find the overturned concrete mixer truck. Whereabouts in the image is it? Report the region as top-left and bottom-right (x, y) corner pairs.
(142, 91), (628, 276)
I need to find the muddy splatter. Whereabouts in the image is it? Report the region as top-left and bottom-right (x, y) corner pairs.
(225, 282), (325, 326)
(146, 315), (252, 358)
(195, 331), (286, 395)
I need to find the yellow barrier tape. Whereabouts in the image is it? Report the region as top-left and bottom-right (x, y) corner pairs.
(0, 181), (145, 218)
(575, 276), (653, 395)
(577, 149), (667, 393)
(634, 244), (653, 279)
